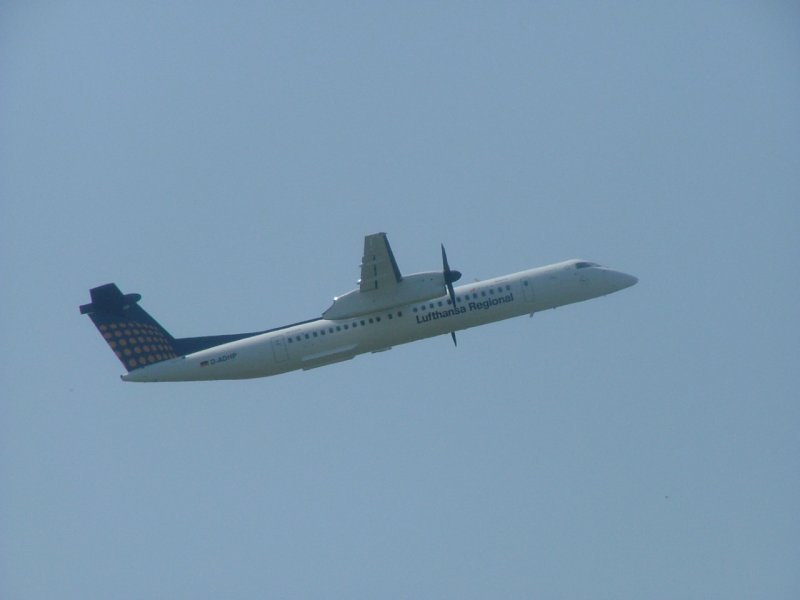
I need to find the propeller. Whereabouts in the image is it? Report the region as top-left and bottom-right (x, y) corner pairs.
(441, 244), (462, 346)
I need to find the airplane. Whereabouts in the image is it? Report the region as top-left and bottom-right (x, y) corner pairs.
(80, 233), (637, 382)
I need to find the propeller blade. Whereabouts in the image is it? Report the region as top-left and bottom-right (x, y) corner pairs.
(441, 246), (462, 283)
(441, 244), (459, 305)
(442, 243), (460, 347)
(446, 279), (457, 305)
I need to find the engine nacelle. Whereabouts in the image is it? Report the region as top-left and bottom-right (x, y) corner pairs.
(323, 271), (446, 319)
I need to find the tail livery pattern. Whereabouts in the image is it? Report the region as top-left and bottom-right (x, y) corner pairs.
(80, 283), (178, 371)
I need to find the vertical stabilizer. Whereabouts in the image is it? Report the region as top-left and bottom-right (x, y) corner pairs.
(80, 283), (178, 371)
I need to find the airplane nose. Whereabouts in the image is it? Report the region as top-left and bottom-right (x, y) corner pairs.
(603, 269), (637, 292)
(617, 272), (638, 289)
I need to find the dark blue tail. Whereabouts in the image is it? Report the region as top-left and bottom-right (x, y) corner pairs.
(80, 283), (260, 372)
(80, 283), (180, 371)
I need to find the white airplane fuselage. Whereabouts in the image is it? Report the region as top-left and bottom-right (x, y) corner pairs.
(121, 260), (636, 382)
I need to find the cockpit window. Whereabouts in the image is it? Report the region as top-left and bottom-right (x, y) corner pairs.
(575, 261), (598, 269)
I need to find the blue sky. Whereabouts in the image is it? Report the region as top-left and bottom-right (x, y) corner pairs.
(2, 2), (798, 598)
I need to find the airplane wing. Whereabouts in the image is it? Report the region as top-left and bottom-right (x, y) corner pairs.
(359, 232), (402, 293)
(323, 232), (443, 319)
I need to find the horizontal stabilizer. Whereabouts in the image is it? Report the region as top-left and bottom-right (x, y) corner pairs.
(80, 283), (143, 316)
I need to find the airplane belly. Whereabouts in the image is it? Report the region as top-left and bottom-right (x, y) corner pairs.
(300, 344), (358, 370)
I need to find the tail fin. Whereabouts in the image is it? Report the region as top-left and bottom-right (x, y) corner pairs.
(81, 283), (265, 373)
(80, 283), (179, 371)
